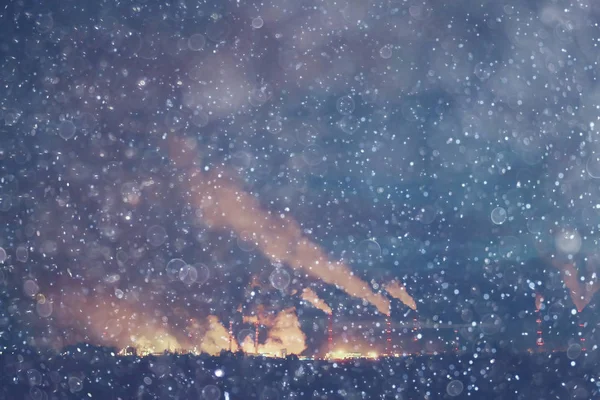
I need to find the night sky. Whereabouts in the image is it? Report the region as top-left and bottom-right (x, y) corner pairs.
(1, 0), (600, 358)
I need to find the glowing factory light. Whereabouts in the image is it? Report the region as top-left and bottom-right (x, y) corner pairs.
(326, 349), (354, 360)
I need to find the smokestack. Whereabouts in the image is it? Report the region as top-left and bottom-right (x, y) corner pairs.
(536, 310), (544, 349)
(412, 314), (419, 342)
(229, 320), (233, 352)
(453, 329), (460, 353)
(578, 314), (586, 352)
(328, 313), (333, 355)
(386, 317), (391, 355)
(535, 293), (544, 350)
(255, 321), (259, 354)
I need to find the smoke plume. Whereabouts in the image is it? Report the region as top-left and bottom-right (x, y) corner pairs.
(384, 280), (417, 311)
(202, 316), (239, 354)
(53, 285), (239, 355)
(249, 275), (263, 289)
(241, 307), (306, 356)
(55, 290), (187, 353)
(169, 137), (391, 315)
(242, 305), (275, 326)
(550, 258), (600, 312)
(243, 315), (259, 325)
(301, 287), (332, 315)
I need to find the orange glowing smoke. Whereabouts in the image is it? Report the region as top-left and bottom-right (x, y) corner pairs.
(204, 315), (239, 354)
(241, 307), (306, 356)
(55, 288), (238, 356)
(243, 315), (259, 325)
(301, 287), (332, 314)
(169, 137), (391, 315)
(550, 258), (600, 312)
(535, 293), (544, 312)
(384, 280), (417, 310)
(249, 274), (263, 289)
(56, 291), (187, 353)
(242, 305), (275, 326)
(187, 316), (240, 355)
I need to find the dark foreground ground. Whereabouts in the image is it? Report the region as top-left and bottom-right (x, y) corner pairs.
(1, 345), (599, 400)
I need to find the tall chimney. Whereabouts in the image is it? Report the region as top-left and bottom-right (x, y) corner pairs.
(254, 321), (259, 354)
(386, 317), (392, 355)
(412, 313), (419, 342)
(228, 320), (233, 352)
(535, 293), (544, 351)
(453, 329), (460, 353)
(328, 312), (333, 355)
(578, 314), (586, 352)
(536, 308), (544, 349)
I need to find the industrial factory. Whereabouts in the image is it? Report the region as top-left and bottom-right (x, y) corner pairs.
(114, 274), (573, 360)
(113, 278), (472, 360)
(116, 304), (427, 361)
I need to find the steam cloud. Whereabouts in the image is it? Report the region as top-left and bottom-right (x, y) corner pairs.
(384, 280), (417, 311)
(169, 137), (391, 315)
(301, 288), (332, 315)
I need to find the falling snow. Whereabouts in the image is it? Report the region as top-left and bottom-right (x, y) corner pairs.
(1, 0), (600, 398)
